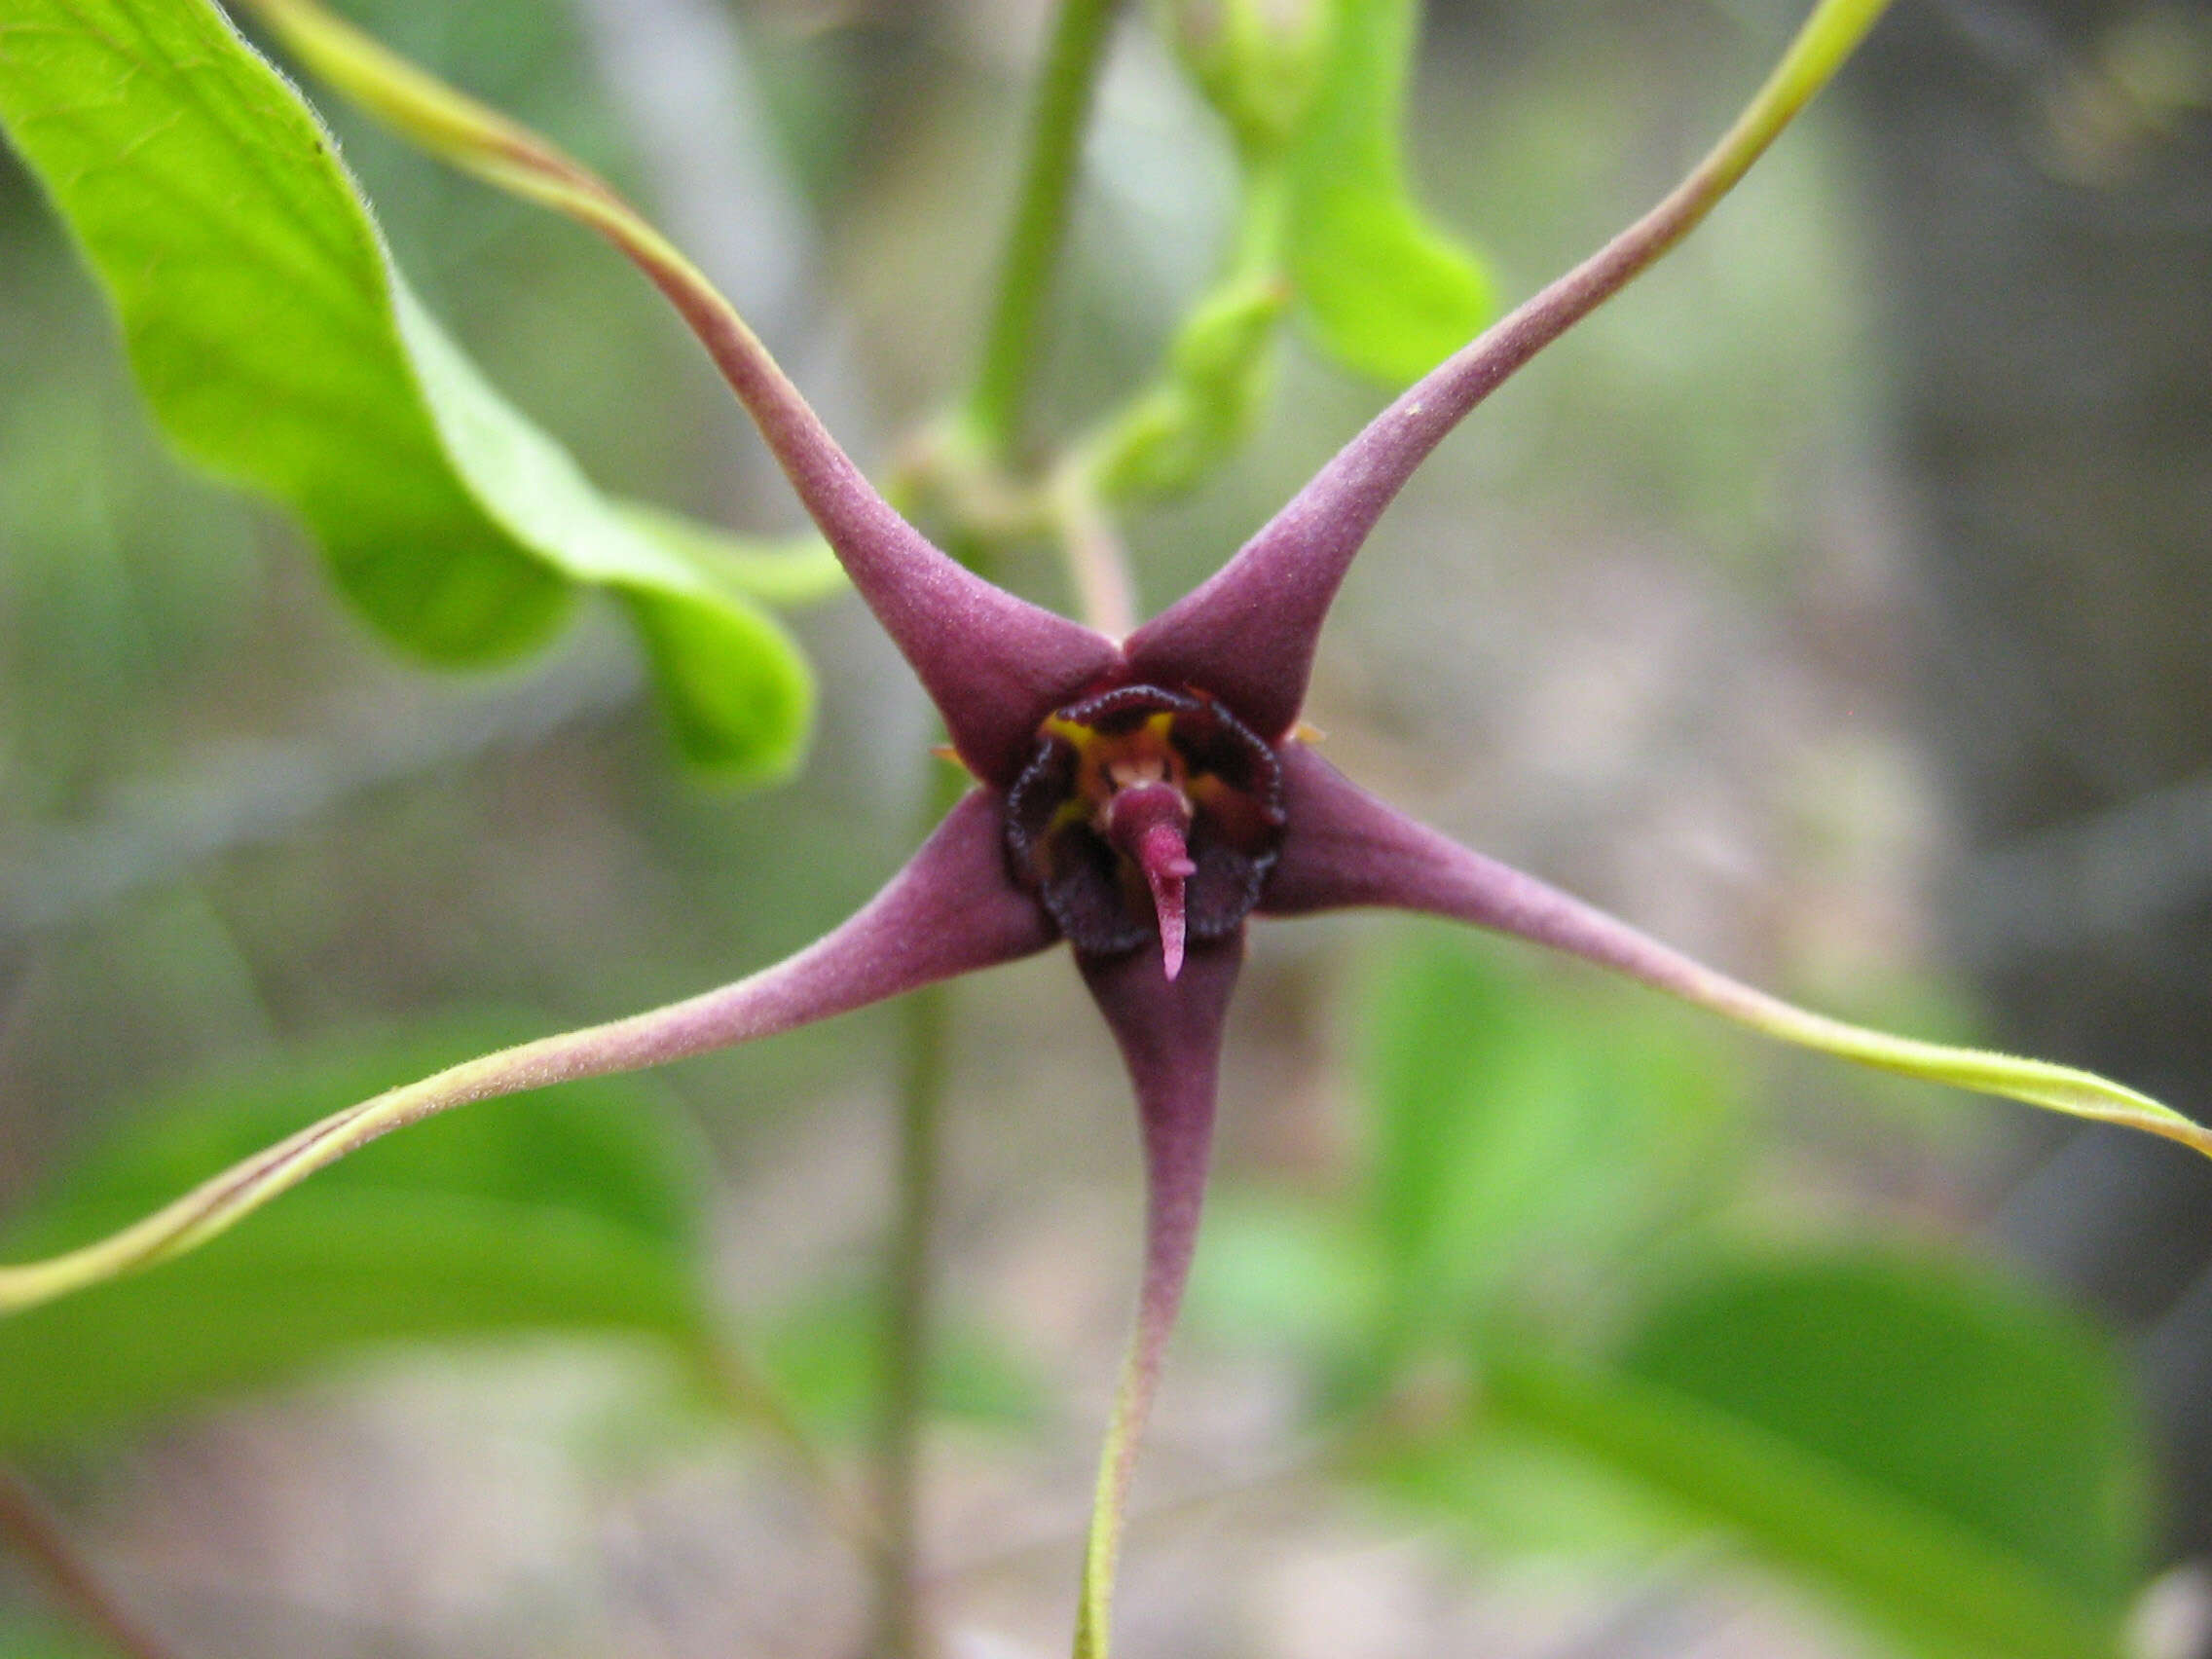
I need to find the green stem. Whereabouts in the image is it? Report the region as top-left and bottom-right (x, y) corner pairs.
(868, 761), (972, 1659)
(1059, 147), (1294, 519)
(1226, 145), (1292, 279)
(872, 982), (949, 1658)
(963, 0), (1125, 459)
(0, 1464), (180, 1659)
(705, 1336), (881, 1553)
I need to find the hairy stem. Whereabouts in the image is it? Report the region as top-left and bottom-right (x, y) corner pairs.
(963, 0), (1125, 458)
(0, 1465), (180, 1659)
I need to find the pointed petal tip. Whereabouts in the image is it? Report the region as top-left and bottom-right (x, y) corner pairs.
(1259, 746), (2210, 1161)
(0, 790), (1056, 1314)
(1071, 937), (1244, 1659)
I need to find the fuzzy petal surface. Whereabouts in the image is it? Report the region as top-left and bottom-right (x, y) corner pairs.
(1126, 0), (1897, 744)
(1071, 936), (1244, 1658)
(0, 791), (1054, 1312)
(1262, 745), (2212, 1156)
(240, 0), (1122, 785)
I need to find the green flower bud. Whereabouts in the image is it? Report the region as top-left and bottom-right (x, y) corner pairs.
(1089, 272), (1289, 500)
(1151, 0), (1333, 154)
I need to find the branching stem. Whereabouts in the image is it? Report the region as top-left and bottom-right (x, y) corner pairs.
(0, 1465), (180, 1659)
(872, 0), (1133, 1601)
(868, 761), (972, 1659)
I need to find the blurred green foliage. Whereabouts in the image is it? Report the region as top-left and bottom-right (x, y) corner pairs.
(0, 0), (827, 783)
(1615, 1252), (2149, 1626)
(0, 1013), (1049, 1460)
(1191, 928), (2155, 1658)
(1358, 935), (1746, 1356)
(0, 1617), (109, 1659)
(0, 0), (2167, 1650)
(761, 1283), (1047, 1441)
(1281, 0), (1494, 384)
(0, 1019), (728, 1445)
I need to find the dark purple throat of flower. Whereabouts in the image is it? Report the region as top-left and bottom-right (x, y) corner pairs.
(1005, 684), (1286, 978)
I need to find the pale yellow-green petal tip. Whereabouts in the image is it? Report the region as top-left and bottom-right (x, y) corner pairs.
(0, 1252), (125, 1315)
(0, 1175), (257, 1312)
(0, 1083), (428, 1316)
(1714, 980), (2212, 1160)
(1072, 1379), (1146, 1659)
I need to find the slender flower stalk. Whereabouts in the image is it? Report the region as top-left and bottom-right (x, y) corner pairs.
(1050, 465), (1142, 640)
(964, 0), (1128, 461)
(0, 1466), (180, 1659)
(6, 1), (2206, 1653)
(875, 977), (953, 1659)
(872, 759), (979, 1658)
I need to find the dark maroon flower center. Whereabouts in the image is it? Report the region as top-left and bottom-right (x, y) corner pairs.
(1005, 684), (1286, 974)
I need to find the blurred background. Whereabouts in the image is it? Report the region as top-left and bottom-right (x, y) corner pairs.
(1, 0), (2209, 1653)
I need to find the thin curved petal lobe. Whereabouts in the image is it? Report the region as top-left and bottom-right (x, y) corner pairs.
(1263, 745), (2212, 1156)
(0, 792), (1055, 1313)
(1072, 936), (1244, 1659)
(241, 0), (1123, 785)
(1125, 0), (1898, 745)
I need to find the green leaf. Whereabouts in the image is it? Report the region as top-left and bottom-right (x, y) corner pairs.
(1355, 1416), (1701, 1566)
(1490, 1246), (2151, 1659)
(1086, 269), (1290, 501)
(1284, 0), (1493, 385)
(1358, 930), (1744, 1345)
(1182, 1189), (1379, 1361)
(620, 587), (812, 777)
(0, 1617), (112, 1659)
(1621, 1248), (2152, 1618)
(616, 508), (848, 609)
(0, 0), (817, 780)
(0, 1020), (725, 1445)
(758, 1280), (1046, 1440)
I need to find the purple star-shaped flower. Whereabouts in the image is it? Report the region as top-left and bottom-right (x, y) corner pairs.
(6, 0), (2206, 1645)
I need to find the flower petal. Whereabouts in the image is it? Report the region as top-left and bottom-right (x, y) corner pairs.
(1124, 0), (1897, 743)
(1262, 745), (2212, 1157)
(0, 791), (1053, 1314)
(1071, 936), (1244, 1659)
(240, 0), (1120, 783)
